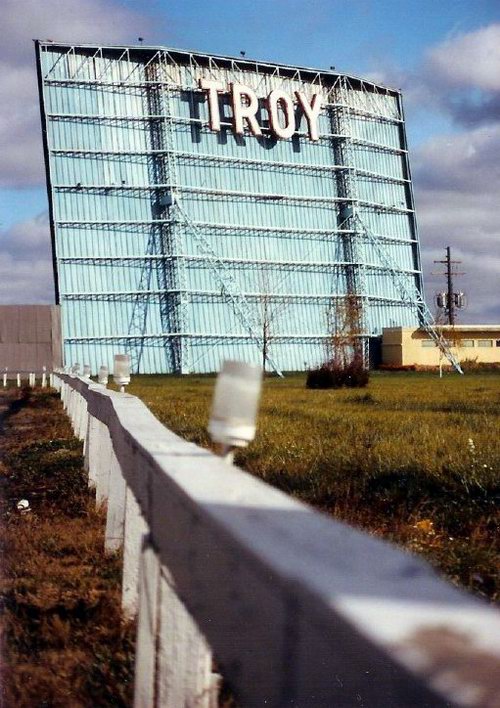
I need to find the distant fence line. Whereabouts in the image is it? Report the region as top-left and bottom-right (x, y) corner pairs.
(1, 370), (51, 387)
(52, 372), (500, 708)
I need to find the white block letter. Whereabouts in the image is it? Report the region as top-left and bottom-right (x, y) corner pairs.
(267, 89), (295, 140)
(199, 78), (224, 131)
(231, 83), (262, 136)
(296, 91), (323, 141)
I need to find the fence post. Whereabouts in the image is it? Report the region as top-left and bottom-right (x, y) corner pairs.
(95, 422), (113, 507)
(104, 449), (127, 554)
(134, 538), (161, 708)
(156, 569), (218, 708)
(122, 486), (149, 619)
(86, 415), (102, 488)
(78, 392), (88, 443)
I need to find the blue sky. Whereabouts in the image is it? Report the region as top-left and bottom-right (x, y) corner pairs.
(1, 0), (499, 320)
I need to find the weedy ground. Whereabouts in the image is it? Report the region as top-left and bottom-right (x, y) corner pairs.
(0, 387), (135, 707)
(126, 370), (500, 602)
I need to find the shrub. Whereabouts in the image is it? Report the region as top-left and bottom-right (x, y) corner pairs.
(306, 357), (369, 389)
(344, 356), (370, 388)
(460, 358), (500, 373)
(306, 364), (343, 389)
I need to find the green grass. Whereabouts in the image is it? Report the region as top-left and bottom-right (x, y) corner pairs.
(125, 370), (500, 602)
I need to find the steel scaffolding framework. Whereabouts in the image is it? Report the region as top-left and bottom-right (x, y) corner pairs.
(36, 42), (459, 374)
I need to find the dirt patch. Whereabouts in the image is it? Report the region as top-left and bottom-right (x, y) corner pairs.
(0, 387), (135, 707)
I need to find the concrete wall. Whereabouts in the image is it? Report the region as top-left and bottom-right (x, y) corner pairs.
(0, 305), (62, 373)
(55, 372), (500, 707)
(382, 326), (500, 367)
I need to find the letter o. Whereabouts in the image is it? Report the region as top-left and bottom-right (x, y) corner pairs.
(267, 89), (295, 140)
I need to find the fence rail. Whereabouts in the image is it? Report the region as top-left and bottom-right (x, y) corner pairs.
(53, 372), (500, 707)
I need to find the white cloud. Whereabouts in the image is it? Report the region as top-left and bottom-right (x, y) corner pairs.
(426, 23), (500, 92)
(0, 211), (53, 303)
(394, 23), (500, 323)
(412, 123), (500, 193)
(0, 0), (159, 187)
(413, 129), (500, 323)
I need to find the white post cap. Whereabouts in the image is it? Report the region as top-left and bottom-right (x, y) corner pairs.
(208, 360), (263, 447)
(113, 354), (131, 386)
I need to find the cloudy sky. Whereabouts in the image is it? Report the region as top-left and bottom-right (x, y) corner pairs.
(1, 0), (499, 322)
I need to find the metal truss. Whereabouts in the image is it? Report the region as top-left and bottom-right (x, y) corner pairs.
(124, 54), (190, 373)
(55, 218), (417, 247)
(53, 184), (414, 213)
(354, 214), (463, 373)
(51, 149), (409, 186)
(329, 77), (371, 366)
(47, 109), (408, 155)
(173, 202), (284, 376)
(65, 333), (335, 343)
(59, 254), (419, 276)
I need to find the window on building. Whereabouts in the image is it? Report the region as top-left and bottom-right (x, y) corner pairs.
(458, 339), (475, 347)
(496, 340), (500, 347)
(421, 340), (436, 347)
(477, 340), (493, 347)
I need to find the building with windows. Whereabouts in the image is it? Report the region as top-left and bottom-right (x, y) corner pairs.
(382, 325), (500, 367)
(36, 41), (427, 374)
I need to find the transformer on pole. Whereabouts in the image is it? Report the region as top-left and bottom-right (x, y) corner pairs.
(433, 246), (466, 326)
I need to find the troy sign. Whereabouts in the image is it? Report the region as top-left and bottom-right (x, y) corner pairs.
(199, 79), (323, 141)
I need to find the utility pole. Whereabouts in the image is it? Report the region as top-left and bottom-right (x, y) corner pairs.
(433, 247), (465, 325)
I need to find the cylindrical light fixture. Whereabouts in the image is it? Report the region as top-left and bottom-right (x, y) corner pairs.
(83, 364), (91, 378)
(98, 365), (109, 386)
(113, 354), (131, 393)
(208, 360), (262, 460)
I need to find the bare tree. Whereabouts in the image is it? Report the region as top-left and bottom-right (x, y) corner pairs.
(326, 294), (364, 367)
(257, 266), (304, 372)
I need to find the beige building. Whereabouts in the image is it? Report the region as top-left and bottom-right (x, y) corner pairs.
(0, 305), (62, 374)
(382, 325), (500, 368)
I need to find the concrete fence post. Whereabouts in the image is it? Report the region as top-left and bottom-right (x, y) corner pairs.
(122, 486), (149, 619)
(75, 391), (83, 437)
(77, 393), (88, 442)
(104, 449), (127, 554)
(67, 387), (75, 422)
(74, 391), (81, 436)
(71, 390), (78, 432)
(134, 538), (161, 708)
(95, 422), (113, 507)
(156, 569), (217, 708)
(86, 415), (102, 488)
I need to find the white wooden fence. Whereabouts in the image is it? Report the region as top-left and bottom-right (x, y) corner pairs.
(53, 372), (500, 707)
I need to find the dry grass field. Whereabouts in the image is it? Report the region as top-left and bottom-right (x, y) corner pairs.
(127, 370), (500, 602)
(0, 387), (135, 706)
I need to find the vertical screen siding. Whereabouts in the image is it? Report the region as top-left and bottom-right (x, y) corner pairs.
(38, 44), (422, 374)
